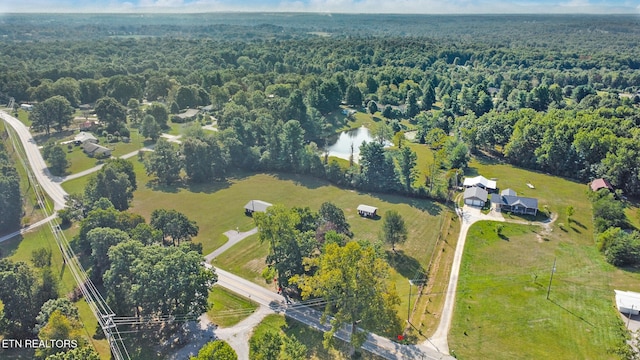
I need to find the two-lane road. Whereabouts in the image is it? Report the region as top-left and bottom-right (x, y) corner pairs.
(1, 110), (68, 210)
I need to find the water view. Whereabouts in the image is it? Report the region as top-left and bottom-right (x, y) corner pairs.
(325, 126), (389, 162)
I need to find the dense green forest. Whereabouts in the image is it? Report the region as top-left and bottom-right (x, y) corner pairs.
(1, 13), (640, 260)
(1, 13), (640, 358)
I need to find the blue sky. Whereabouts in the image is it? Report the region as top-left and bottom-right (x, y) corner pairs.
(2, 0), (638, 14)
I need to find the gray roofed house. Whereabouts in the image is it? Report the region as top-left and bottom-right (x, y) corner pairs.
(491, 190), (538, 216)
(244, 200), (272, 215)
(82, 142), (111, 157)
(464, 186), (488, 207)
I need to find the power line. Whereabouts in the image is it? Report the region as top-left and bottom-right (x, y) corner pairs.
(3, 121), (131, 360)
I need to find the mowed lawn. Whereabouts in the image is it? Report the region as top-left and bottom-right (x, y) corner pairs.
(207, 287), (258, 328)
(449, 158), (637, 359)
(92, 156), (448, 333)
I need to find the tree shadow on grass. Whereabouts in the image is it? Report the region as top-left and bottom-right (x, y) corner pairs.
(0, 234), (22, 259)
(272, 172), (325, 190)
(386, 250), (426, 281)
(571, 219), (587, 229)
(549, 299), (595, 327)
(369, 192), (443, 216)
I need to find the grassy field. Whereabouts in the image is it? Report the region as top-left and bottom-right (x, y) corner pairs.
(207, 287), (258, 328)
(446, 156), (640, 359)
(251, 314), (386, 360)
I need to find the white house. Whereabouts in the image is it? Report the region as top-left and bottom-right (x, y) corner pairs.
(20, 104), (33, 111)
(615, 290), (640, 315)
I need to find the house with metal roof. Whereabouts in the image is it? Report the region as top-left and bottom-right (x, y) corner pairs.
(491, 189), (538, 215)
(357, 204), (378, 218)
(74, 131), (98, 145)
(463, 175), (497, 192)
(463, 186), (488, 207)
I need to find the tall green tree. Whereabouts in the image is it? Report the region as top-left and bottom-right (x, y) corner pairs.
(406, 90), (420, 118)
(141, 114), (161, 141)
(42, 143), (68, 177)
(145, 139), (181, 185)
(150, 209), (199, 246)
(87, 227), (130, 282)
(253, 205), (307, 288)
(95, 96), (127, 133)
(421, 84), (436, 111)
(397, 146), (417, 192)
(345, 85), (363, 107)
(127, 98), (142, 124)
(35, 310), (86, 359)
(0, 147), (22, 233)
(30, 96), (74, 135)
(104, 241), (216, 319)
(381, 210), (408, 252)
(0, 259), (41, 337)
(84, 163), (134, 211)
(318, 202), (352, 237)
(145, 102), (170, 129)
(191, 340), (237, 360)
(298, 242), (401, 354)
(359, 142), (399, 192)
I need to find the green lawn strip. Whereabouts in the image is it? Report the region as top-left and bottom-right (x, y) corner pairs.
(252, 314), (386, 360)
(213, 233), (271, 289)
(449, 220), (628, 359)
(61, 173), (91, 196)
(206, 287), (258, 328)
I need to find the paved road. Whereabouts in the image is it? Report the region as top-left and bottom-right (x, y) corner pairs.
(0, 110), (68, 210)
(425, 205), (504, 354)
(204, 227), (258, 263)
(59, 147), (152, 183)
(0, 215), (57, 244)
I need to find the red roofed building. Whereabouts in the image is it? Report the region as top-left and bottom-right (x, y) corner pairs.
(590, 178), (613, 192)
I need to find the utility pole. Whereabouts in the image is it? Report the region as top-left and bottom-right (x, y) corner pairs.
(546, 257), (557, 300)
(407, 280), (414, 324)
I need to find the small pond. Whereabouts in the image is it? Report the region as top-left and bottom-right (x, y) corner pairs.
(324, 126), (389, 162)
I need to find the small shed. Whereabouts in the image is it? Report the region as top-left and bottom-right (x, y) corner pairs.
(74, 132), (98, 145)
(244, 200), (272, 215)
(20, 104), (33, 111)
(464, 186), (488, 207)
(615, 290), (640, 316)
(590, 178), (614, 192)
(357, 204), (378, 218)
